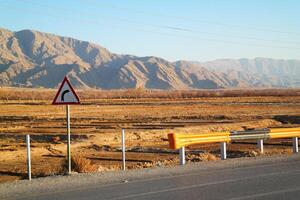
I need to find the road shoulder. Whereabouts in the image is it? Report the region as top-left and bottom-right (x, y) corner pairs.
(1, 153), (300, 199)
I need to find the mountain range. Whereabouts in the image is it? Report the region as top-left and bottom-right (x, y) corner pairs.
(0, 28), (299, 89)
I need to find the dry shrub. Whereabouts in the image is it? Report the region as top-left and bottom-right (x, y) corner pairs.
(65, 154), (101, 173)
(248, 150), (259, 157)
(1, 87), (300, 101)
(199, 152), (218, 161)
(127, 162), (155, 170)
(51, 136), (61, 143)
(187, 152), (218, 162)
(33, 165), (63, 178)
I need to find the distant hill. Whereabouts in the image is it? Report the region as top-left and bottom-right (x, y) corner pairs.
(196, 58), (300, 87)
(0, 28), (299, 89)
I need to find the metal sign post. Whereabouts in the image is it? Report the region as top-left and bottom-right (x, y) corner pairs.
(66, 105), (71, 173)
(52, 76), (80, 174)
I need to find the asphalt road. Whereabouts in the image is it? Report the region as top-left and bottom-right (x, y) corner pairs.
(2, 155), (300, 200)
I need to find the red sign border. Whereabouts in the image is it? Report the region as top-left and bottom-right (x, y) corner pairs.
(52, 76), (81, 105)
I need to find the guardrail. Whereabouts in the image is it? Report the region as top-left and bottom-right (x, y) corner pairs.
(168, 127), (300, 165)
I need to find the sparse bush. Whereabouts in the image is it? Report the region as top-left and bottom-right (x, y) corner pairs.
(33, 165), (64, 178)
(248, 150), (259, 157)
(63, 154), (101, 173)
(187, 152), (218, 162)
(198, 152), (218, 161)
(51, 136), (61, 143)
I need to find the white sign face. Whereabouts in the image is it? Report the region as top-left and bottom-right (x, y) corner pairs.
(52, 77), (80, 105)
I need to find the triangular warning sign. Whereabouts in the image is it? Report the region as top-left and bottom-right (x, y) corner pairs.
(52, 76), (80, 105)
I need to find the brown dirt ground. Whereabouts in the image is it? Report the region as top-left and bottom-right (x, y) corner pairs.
(1, 96), (300, 183)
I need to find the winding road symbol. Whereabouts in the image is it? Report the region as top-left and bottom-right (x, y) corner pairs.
(61, 90), (70, 102)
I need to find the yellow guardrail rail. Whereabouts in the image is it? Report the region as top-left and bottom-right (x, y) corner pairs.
(269, 128), (300, 139)
(168, 127), (300, 150)
(168, 132), (231, 149)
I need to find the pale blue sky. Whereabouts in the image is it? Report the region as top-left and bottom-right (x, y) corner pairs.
(0, 0), (299, 61)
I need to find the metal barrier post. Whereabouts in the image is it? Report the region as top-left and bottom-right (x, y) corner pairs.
(26, 134), (31, 180)
(122, 129), (126, 170)
(221, 142), (227, 160)
(293, 137), (299, 153)
(257, 139), (264, 153)
(179, 146), (185, 165)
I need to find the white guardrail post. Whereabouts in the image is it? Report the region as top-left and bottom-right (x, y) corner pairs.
(26, 134), (31, 180)
(122, 129), (126, 170)
(179, 146), (186, 165)
(257, 139), (264, 153)
(220, 142), (227, 160)
(293, 137), (299, 153)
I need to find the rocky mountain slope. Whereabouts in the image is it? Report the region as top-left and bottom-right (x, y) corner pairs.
(0, 28), (299, 89)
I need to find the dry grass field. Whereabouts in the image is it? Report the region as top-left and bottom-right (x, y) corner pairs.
(1, 87), (300, 183)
